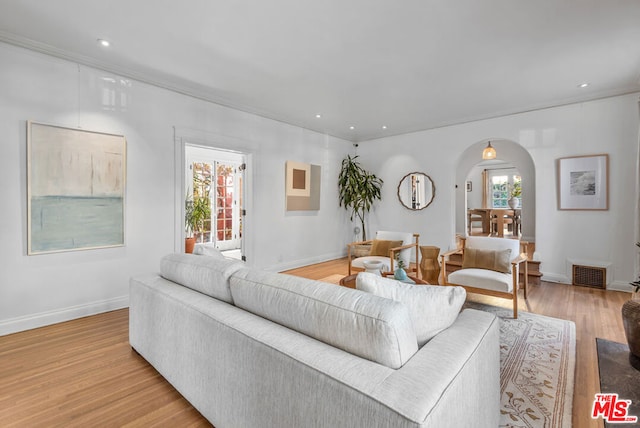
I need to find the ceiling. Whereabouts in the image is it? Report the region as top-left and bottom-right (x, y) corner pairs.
(1, 0), (639, 142)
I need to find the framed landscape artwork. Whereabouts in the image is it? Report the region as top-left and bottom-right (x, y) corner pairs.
(27, 121), (127, 254)
(557, 154), (608, 210)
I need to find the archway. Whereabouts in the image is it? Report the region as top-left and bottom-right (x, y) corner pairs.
(455, 139), (536, 242)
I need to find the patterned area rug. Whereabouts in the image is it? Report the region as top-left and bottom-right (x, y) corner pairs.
(464, 301), (576, 428)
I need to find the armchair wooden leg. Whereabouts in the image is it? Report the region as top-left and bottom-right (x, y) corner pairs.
(512, 266), (518, 319)
(440, 256), (447, 285)
(523, 262), (529, 300)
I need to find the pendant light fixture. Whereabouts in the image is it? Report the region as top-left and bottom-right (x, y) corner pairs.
(482, 141), (496, 160)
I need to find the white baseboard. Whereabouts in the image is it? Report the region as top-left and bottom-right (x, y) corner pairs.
(540, 271), (570, 284)
(267, 251), (347, 273)
(608, 281), (634, 293)
(0, 295), (129, 337)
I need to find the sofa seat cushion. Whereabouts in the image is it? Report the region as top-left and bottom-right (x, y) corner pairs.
(448, 268), (513, 293)
(355, 273), (466, 347)
(229, 268), (418, 369)
(370, 239), (403, 256)
(160, 253), (244, 304)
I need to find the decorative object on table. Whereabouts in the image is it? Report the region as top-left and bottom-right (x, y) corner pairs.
(419, 246), (440, 284)
(27, 121), (126, 255)
(557, 153), (609, 210)
(285, 161), (321, 211)
(394, 255), (408, 281)
(464, 301), (575, 428)
(622, 241), (640, 370)
(338, 155), (383, 240)
(362, 260), (383, 276)
(507, 181), (521, 209)
(397, 172), (435, 210)
(482, 141), (496, 160)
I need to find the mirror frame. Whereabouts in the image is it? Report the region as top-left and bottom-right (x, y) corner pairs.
(397, 171), (436, 211)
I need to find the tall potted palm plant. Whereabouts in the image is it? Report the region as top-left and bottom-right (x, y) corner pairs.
(338, 155), (383, 241)
(185, 192), (211, 253)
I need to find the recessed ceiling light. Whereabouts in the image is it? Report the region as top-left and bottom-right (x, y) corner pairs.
(381, 125), (387, 130)
(315, 114), (322, 119)
(578, 82), (589, 88)
(97, 39), (110, 47)
(349, 126), (355, 130)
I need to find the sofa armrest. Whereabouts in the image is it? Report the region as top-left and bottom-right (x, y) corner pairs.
(374, 309), (500, 426)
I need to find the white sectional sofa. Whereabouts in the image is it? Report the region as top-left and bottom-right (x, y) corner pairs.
(129, 253), (500, 427)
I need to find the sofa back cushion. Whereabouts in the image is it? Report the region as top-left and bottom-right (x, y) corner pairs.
(229, 269), (418, 369)
(462, 248), (512, 273)
(356, 272), (466, 347)
(160, 253), (244, 304)
(369, 239), (403, 257)
(465, 236), (520, 257)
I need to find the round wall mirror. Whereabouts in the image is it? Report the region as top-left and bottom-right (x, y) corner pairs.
(397, 172), (435, 210)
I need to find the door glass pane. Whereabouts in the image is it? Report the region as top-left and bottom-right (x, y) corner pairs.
(216, 163), (235, 243)
(192, 162), (212, 243)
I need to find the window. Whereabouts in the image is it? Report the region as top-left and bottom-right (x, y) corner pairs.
(488, 169), (521, 208)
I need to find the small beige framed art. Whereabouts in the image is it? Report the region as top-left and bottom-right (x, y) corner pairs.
(557, 153), (608, 210)
(285, 161), (321, 211)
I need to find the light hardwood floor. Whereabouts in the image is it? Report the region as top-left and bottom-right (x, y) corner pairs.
(1, 257), (630, 427)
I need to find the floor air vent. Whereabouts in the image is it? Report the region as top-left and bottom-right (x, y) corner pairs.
(572, 264), (606, 289)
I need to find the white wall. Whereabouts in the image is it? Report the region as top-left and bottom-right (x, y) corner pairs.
(359, 93), (639, 290)
(0, 42), (352, 335)
(466, 165), (484, 209)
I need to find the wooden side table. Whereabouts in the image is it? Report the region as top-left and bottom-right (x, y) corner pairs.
(419, 246), (441, 285)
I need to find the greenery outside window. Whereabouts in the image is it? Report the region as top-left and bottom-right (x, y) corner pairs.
(488, 169), (521, 208)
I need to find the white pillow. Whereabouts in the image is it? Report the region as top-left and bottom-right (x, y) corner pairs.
(356, 272), (466, 347)
(193, 244), (225, 258)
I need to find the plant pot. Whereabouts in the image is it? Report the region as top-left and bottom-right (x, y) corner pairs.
(622, 295), (640, 370)
(508, 197), (519, 209)
(185, 237), (196, 254)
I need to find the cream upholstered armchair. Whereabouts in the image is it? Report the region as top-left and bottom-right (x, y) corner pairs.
(348, 231), (420, 278)
(441, 236), (528, 318)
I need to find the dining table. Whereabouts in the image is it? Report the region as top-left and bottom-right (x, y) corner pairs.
(468, 208), (521, 237)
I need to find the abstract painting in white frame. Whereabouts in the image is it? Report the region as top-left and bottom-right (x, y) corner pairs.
(27, 121), (126, 254)
(557, 153), (608, 210)
(285, 160), (320, 211)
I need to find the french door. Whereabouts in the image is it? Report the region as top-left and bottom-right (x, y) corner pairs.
(211, 162), (242, 251)
(187, 147), (244, 253)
